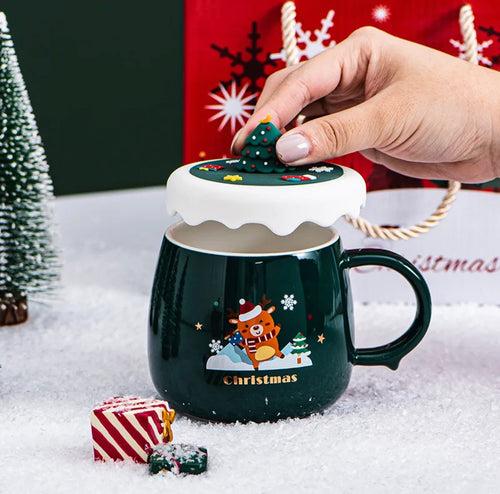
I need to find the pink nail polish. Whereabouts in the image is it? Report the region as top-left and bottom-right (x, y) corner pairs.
(276, 133), (310, 163)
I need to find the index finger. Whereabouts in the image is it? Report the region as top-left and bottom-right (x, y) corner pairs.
(232, 35), (364, 153)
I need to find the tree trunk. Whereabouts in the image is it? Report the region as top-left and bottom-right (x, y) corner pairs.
(297, 355), (302, 365)
(0, 293), (28, 326)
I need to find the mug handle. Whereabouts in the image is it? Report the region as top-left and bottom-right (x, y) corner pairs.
(339, 248), (432, 370)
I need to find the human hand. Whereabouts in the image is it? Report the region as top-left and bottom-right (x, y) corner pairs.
(231, 27), (500, 183)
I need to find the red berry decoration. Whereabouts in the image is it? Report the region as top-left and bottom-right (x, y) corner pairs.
(203, 164), (224, 171)
(281, 175), (316, 182)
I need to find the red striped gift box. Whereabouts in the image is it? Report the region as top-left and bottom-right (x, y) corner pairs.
(90, 396), (176, 463)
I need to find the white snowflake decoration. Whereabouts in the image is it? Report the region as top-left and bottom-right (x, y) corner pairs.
(206, 81), (257, 133)
(281, 294), (298, 311)
(449, 38), (494, 67)
(372, 5), (390, 23)
(309, 166), (333, 173)
(271, 10), (336, 63)
(209, 339), (223, 354)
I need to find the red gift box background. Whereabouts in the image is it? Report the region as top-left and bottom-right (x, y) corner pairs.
(183, 0), (500, 193)
(183, 1), (500, 304)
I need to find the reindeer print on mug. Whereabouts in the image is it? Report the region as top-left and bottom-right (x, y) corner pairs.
(206, 296), (313, 372)
(228, 298), (285, 370)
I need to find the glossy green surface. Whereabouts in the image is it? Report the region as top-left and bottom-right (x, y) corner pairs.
(148, 235), (431, 423)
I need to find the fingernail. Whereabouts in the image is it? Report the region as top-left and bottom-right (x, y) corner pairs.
(276, 133), (310, 163)
(230, 129), (243, 155)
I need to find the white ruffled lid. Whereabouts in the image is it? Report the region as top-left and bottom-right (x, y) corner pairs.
(166, 160), (366, 236)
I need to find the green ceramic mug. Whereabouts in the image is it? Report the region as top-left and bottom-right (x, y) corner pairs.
(148, 221), (431, 423)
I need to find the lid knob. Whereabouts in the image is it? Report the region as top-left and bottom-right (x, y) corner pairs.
(237, 117), (289, 174)
(166, 117), (366, 235)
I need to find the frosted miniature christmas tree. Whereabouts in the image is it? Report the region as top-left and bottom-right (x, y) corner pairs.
(291, 332), (309, 365)
(0, 12), (59, 325)
(237, 115), (287, 173)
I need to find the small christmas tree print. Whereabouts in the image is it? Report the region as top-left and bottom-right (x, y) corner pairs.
(238, 115), (286, 173)
(0, 13), (59, 326)
(291, 332), (309, 365)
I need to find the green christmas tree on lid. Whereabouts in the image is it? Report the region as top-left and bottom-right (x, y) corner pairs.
(237, 115), (289, 173)
(291, 332), (310, 365)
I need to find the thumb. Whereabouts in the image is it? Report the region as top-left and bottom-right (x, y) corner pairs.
(276, 95), (387, 165)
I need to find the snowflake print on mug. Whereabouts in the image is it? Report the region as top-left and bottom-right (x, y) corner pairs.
(281, 294), (297, 311)
(209, 339), (223, 354)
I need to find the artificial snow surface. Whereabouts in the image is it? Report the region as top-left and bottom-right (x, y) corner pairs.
(1, 187), (500, 493)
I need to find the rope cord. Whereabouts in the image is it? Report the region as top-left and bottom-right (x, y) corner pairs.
(280, 2), (477, 240)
